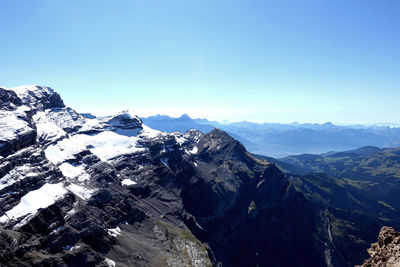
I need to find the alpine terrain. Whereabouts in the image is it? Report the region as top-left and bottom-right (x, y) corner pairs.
(0, 85), (399, 266)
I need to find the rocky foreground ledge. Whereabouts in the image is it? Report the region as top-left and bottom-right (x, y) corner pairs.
(356, 226), (400, 267)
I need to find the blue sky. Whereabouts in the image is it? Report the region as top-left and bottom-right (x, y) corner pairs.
(1, 0), (399, 123)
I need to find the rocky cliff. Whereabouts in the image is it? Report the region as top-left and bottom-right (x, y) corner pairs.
(356, 227), (400, 267)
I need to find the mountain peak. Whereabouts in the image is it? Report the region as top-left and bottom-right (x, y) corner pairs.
(11, 84), (55, 97)
(107, 110), (143, 130)
(9, 84), (64, 110)
(179, 113), (192, 120)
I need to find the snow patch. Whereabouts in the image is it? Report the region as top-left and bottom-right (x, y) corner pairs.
(59, 163), (90, 182)
(0, 183), (67, 224)
(0, 165), (37, 191)
(0, 110), (33, 142)
(104, 258), (116, 267)
(174, 135), (187, 145)
(121, 179), (137, 186)
(69, 245), (81, 251)
(34, 117), (66, 142)
(65, 207), (76, 218)
(140, 124), (164, 138)
(108, 226), (121, 237)
(0, 174), (15, 191)
(67, 183), (95, 200)
(33, 109), (84, 142)
(79, 117), (104, 132)
(189, 146), (198, 154)
(45, 131), (146, 164)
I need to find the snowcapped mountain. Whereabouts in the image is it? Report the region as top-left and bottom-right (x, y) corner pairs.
(0, 85), (394, 266)
(1, 86), (173, 205)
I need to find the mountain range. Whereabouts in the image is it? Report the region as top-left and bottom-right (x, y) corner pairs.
(0, 85), (400, 266)
(142, 114), (400, 157)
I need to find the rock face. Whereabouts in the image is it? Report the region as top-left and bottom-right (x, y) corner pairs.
(0, 85), (373, 266)
(11, 85), (65, 111)
(0, 85), (64, 157)
(0, 88), (22, 110)
(357, 227), (400, 267)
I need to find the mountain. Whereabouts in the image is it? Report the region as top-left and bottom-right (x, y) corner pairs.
(142, 115), (400, 157)
(142, 114), (215, 134)
(1, 85), (399, 266)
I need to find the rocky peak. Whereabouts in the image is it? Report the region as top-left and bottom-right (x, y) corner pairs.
(196, 128), (253, 166)
(198, 128), (237, 151)
(178, 113), (192, 121)
(76, 110), (144, 136)
(0, 86), (38, 156)
(356, 226), (400, 267)
(183, 129), (203, 142)
(207, 127), (233, 138)
(10, 85), (65, 111)
(105, 110), (143, 130)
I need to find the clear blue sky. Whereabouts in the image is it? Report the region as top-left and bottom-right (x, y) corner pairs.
(1, 0), (399, 123)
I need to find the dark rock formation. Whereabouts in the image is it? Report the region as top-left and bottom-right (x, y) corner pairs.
(0, 88), (22, 110)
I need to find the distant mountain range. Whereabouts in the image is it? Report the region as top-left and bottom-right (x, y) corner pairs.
(141, 114), (215, 133)
(142, 114), (400, 157)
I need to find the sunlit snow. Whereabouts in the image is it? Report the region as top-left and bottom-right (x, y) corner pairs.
(104, 258), (116, 267)
(189, 146), (198, 154)
(59, 163), (90, 182)
(108, 226), (121, 237)
(121, 179), (137, 186)
(0, 183), (67, 223)
(140, 124), (165, 138)
(45, 131), (146, 164)
(66, 183), (95, 200)
(0, 165), (37, 191)
(11, 85), (55, 109)
(0, 110), (32, 141)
